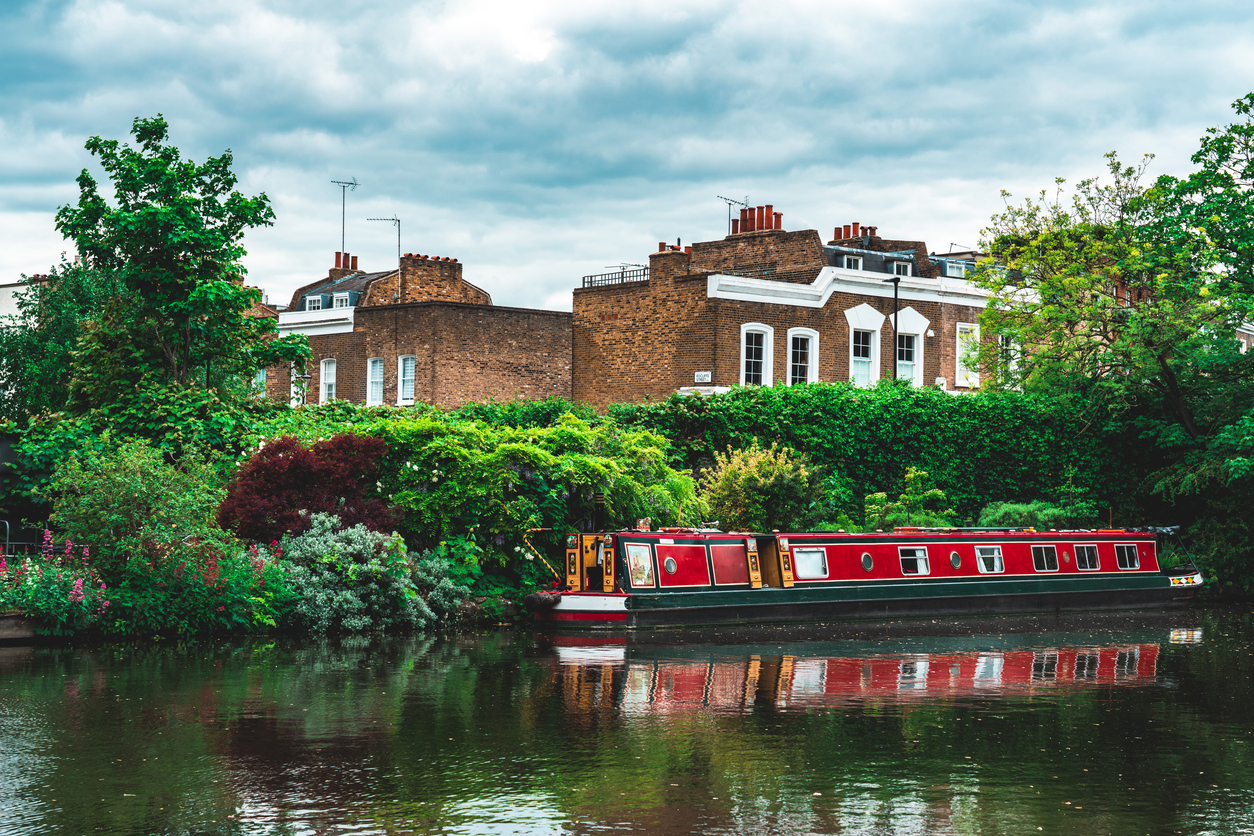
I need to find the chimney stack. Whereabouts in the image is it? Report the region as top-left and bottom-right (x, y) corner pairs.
(335, 251), (342, 269)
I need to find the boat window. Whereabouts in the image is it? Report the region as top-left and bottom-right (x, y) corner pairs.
(949, 551), (961, 569)
(625, 543), (655, 587)
(793, 548), (828, 580)
(1115, 544), (1140, 570)
(899, 547), (929, 576)
(663, 557), (678, 575)
(861, 553), (873, 572)
(1032, 545), (1059, 572)
(975, 546), (1004, 574)
(1075, 544), (1100, 571)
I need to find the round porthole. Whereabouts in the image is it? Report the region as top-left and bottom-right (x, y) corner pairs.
(861, 553), (873, 572)
(664, 557), (678, 575)
(950, 551), (961, 569)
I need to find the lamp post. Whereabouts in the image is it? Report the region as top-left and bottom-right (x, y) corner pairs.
(883, 274), (901, 380)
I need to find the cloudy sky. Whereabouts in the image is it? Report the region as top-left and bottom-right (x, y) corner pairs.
(3, 0), (1253, 310)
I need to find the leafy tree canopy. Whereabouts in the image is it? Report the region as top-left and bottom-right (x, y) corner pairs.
(53, 114), (308, 412)
(0, 257), (124, 422)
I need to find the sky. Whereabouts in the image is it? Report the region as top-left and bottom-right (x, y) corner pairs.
(3, 0), (1253, 311)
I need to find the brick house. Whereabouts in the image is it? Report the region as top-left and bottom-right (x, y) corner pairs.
(268, 250), (572, 408)
(571, 209), (993, 410)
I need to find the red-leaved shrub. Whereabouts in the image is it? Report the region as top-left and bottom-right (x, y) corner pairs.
(217, 434), (398, 543)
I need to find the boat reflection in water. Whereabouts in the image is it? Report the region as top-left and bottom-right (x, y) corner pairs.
(542, 636), (1164, 716)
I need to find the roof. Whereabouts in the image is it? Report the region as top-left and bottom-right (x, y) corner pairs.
(300, 270), (395, 297)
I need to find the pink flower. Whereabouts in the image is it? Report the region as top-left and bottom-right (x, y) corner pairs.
(69, 577), (84, 603)
(0, 557), (7, 573)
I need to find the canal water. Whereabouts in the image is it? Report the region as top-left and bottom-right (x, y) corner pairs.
(1, 607), (1251, 835)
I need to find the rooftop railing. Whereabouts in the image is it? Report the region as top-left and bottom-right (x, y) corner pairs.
(581, 267), (649, 288)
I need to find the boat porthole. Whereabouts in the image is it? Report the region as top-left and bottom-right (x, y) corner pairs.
(950, 551), (961, 569)
(664, 557), (678, 575)
(861, 553), (873, 572)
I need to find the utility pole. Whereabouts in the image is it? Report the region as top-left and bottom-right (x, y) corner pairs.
(331, 178), (359, 253)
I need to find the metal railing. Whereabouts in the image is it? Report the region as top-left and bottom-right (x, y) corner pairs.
(581, 267), (649, 288)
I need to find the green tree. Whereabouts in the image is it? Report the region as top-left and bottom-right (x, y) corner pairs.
(974, 153), (1240, 439)
(0, 258), (124, 422)
(864, 467), (956, 530)
(53, 114), (308, 412)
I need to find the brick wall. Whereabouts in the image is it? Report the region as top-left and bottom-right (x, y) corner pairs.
(393, 255), (492, 306)
(689, 228), (827, 284)
(274, 300), (571, 409)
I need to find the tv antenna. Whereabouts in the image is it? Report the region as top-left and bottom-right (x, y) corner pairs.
(331, 178), (359, 254)
(717, 195), (749, 235)
(368, 216), (402, 271)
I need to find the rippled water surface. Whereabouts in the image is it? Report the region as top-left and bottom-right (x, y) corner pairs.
(2, 607), (1252, 835)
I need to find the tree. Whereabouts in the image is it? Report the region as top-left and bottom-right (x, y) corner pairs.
(0, 258), (123, 422)
(975, 153), (1245, 439)
(700, 440), (827, 532)
(53, 115), (308, 413)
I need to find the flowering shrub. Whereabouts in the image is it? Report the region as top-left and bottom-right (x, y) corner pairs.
(0, 531), (111, 634)
(700, 441), (828, 532)
(217, 433), (397, 543)
(279, 512), (441, 633)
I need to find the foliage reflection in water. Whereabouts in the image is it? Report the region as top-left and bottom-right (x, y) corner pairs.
(0, 609), (1251, 835)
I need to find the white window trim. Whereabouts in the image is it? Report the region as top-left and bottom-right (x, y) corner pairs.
(890, 306), (929, 387)
(946, 261), (967, 278)
(975, 545), (1004, 574)
(319, 358), (336, 404)
(845, 256), (862, 271)
(397, 354), (416, 405)
(899, 546), (930, 576)
(1075, 543), (1100, 572)
(1032, 544), (1060, 573)
(786, 327), (820, 385)
(893, 261), (912, 277)
(844, 303), (885, 388)
(739, 323), (774, 387)
(1114, 543), (1140, 570)
(333, 292), (351, 309)
(366, 357), (384, 406)
(956, 322), (980, 388)
(305, 296), (322, 311)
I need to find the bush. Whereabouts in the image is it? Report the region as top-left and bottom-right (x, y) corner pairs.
(218, 433), (397, 543)
(0, 531), (111, 634)
(700, 441), (826, 532)
(278, 512), (445, 633)
(38, 435), (227, 581)
(977, 500), (1095, 529)
(864, 467), (957, 530)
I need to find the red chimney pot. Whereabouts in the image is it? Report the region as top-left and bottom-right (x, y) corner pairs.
(774, 212), (783, 230)
(764, 205), (773, 228)
(756, 206), (765, 231)
(851, 222), (860, 238)
(658, 242), (666, 252)
(350, 255), (358, 270)
(732, 219), (740, 234)
(335, 252), (342, 269)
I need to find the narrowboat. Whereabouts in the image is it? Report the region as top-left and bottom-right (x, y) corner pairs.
(532, 526), (1204, 629)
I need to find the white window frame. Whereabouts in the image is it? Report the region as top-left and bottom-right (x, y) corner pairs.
(792, 548), (828, 580)
(786, 327), (819, 385)
(739, 323), (774, 387)
(1114, 544), (1140, 570)
(1075, 544), (1100, 571)
(890, 306), (929, 387)
(366, 357), (384, 406)
(893, 261), (911, 277)
(253, 367), (266, 398)
(899, 546), (930, 576)
(946, 261), (967, 278)
(333, 292), (351, 309)
(319, 358), (336, 403)
(305, 295), (322, 311)
(975, 545), (1004, 574)
(1032, 545), (1060, 573)
(398, 355), (416, 405)
(956, 322), (980, 388)
(845, 256), (862, 271)
(844, 303), (885, 388)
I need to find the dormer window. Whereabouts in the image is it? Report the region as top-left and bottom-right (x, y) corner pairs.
(946, 262), (967, 278)
(333, 293), (351, 309)
(305, 296), (322, 311)
(845, 256), (862, 271)
(894, 262), (911, 277)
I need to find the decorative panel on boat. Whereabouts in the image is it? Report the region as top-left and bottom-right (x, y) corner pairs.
(655, 544), (712, 587)
(710, 544), (751, 585)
